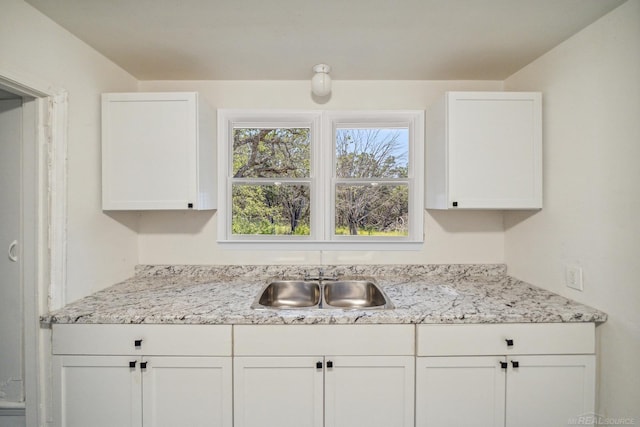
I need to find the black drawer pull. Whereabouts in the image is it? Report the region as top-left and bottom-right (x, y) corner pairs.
(134, 339), (143, 347)
(129, 361), (137, 368)
(500, 361), (508, 369)
(316, 361), (323, 369)
(511, 360), (519, 368)
(140, 362), (148, 369)
(326, 361), (333, 368)
(505, 339), (514, 347)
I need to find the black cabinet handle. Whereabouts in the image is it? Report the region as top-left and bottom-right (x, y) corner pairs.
(134, 339), (143, 347)
(500, 361), (508, 369)
(316, 361), (323, 369)
(140, 362), (148, 369)
(129, 361), (137, 368)
(505, 339), (514, 347)
(326, 361), (333, 368)
(511, 360), (519, 368)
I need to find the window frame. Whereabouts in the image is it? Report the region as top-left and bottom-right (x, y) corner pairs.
(324, 111), (423, 243)
(217, 109), (424, 249)
(218, 110), (322, 242)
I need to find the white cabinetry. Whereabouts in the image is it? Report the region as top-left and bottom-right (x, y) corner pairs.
(324, 355), (414, 427)
(52, 324), (232, 427)
(54, 355), (141, 427)
(233, 356), (323, 427)
(504, 355), (595, 427)
(426, 91), (542, 209)
(233, 325), (415, 427)
(102, 92), (215, 210)
(50, 321), (599, 427)
(417, 356), (506, 427)
(416, 323), (595, 427)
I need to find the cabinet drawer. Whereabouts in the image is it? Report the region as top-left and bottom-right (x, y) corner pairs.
(234, 325), (414, 356)
(52, 324), (232, 356)
(417, 323), (594, 356)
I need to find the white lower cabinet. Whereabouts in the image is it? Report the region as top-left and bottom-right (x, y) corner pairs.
(234, 356), (414, 427)
(52, 322), (598, 427)
(504, 355), (595, 427)
(55, 355), (142, 427)
(142, 356), (232, 427)
(52, 325), (233, 427)
(233, 357), (323, 427)
(233, 325), (415, 427)
(324, 356), (414, 427)
(415, 324), (596, 427)
(416, 356), (506, 427)
(55, 355), (231, 427)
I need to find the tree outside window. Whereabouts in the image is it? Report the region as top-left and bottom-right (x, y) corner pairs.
(334, 128), (409, 236)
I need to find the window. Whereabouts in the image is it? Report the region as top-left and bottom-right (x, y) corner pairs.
(218, 110), (424, 248)
(232, 127), (312, 237)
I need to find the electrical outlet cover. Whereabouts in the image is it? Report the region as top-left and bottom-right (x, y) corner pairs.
(565, 265), (584, 291)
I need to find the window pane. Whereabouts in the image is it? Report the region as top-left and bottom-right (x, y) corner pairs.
(232, 184), (311, 236)
(335, 184), (409, 236)
(233, 128), (310, 178)
(335, 128), (408, 178)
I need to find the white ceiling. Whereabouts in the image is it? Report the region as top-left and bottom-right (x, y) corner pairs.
(25, 0), (626, 81)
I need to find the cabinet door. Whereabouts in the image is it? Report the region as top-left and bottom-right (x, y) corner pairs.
(234, 356), (323, 427)
(102, 93), (198, 210)
(142, 357), (232, 427)
(324, 356), (414, 427)
(54, 356), (142, 427)
(448, 92), (542, 209)
(416, 356), (506, 427)
(505, 355), (595, 427)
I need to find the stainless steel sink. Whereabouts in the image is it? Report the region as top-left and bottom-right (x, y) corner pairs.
(323, 280), (391, 309)
(252, 278), (393, 310)
(254, 280), (320, 309)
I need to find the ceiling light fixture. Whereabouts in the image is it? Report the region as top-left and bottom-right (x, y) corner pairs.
(311, 64), (331, 97)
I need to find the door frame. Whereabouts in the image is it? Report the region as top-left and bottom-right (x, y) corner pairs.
(0, 65), (68, 426)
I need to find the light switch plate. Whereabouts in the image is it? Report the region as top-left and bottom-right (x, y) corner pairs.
(565, 265), (584, 291)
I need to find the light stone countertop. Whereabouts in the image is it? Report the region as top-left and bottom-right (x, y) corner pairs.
(41, 264), (607, 325)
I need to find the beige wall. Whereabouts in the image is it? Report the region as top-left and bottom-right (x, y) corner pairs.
(504, 0), (640, 421)
(137, 79), (507, 265)
(0, 0), (139, 303)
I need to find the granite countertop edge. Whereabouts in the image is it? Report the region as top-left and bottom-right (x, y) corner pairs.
(41, 264), (608, 326)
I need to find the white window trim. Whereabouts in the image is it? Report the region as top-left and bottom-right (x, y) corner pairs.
(324, 111), (424, 244)
(217, 109), (424, 250)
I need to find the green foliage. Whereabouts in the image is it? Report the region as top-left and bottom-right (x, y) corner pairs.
(334, 128), (409, 235)
(232, 183), (310, 236)
(233, 128), (310, 178)
(232, 217), (276, 235)
(335, 226), (406, 237)
(231, 126), (409, 237)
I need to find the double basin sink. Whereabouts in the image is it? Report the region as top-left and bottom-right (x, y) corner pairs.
(251, 278), (394, 310)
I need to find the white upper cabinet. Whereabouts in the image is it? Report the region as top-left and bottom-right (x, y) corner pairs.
(426, 91), (542, 209)
(102, 92), (215, 210)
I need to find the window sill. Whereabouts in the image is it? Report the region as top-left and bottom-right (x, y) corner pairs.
(216, 240), (424, 251)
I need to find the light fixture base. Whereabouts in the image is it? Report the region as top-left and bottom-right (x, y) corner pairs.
(312, 64), (331, 74)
